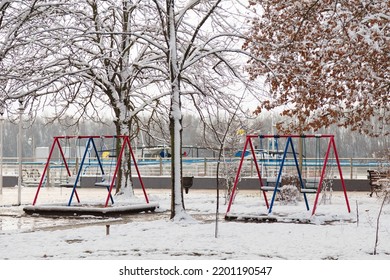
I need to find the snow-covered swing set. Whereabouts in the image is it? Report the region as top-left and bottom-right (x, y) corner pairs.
(24, 135), (158, 216)
(225, 134), (351, 221)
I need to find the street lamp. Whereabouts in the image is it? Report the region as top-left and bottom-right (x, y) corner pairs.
(17, 98), (24, 205)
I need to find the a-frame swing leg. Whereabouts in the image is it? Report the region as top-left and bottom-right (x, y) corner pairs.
(68, 137), (99, 206)
(90, 138), (114, 204)
(268, 137), (290, 214)
(311, 139), (331, 215)
(249, 137), (269, 208)
(104, 136), (149, 207)
(311, 137), (350, 215)
(225, 137), (248, 214)
(33, 138), (59, 205)
(91, 138), (114, 204)
(268, 137), (310, 214)
(225, 136), (269, 217)
(331, 137), (351, 213)
(127, 137), (150, 204)
(33, 137), (79, 205)
(105, 137), (126, 207)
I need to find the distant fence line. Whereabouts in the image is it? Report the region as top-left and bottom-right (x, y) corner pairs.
(0, 156), (388, 187)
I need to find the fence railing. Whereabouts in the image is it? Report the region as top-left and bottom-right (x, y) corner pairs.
(0, 157), (388, 187)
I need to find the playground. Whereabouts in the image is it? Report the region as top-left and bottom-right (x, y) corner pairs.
(0, 134), (389, 260)
(0, 187), (390, 259)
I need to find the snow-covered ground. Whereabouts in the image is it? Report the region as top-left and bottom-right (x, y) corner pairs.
(1, 186), (389, 260)
(0, 186), (389, 278)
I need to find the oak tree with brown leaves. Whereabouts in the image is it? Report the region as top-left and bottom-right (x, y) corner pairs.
(243, 0), (389, 136)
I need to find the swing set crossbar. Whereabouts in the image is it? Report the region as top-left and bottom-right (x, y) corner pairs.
(256, 134), (333, 139)
(52, 135), (127, 140)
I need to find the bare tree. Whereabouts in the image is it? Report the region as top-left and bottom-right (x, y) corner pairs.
(148, 0), (260, 220)
(1, 1), (64, 110)
(1, 1), (260, 220)
(197, 94), (247, 237)
(1, 0), (170, 193)
(244, 0), (389, 136)
(1, 1), (41, 63)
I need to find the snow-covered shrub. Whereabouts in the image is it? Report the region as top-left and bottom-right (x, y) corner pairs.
(276, 174), (302, 204)
(280, 184), (301, 205)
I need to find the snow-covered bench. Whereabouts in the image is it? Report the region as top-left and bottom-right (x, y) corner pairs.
(367, 169), (390, 197)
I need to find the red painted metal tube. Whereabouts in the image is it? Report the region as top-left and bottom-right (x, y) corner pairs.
(32, 138), (58, 205)
(104, 137), (127, 207)
(128, 137), (149, 203)
(311, 138), (332, 215)
(331, 137), (351, 213)
(225, 137), (250, 214)
(248, 136), (269, 209)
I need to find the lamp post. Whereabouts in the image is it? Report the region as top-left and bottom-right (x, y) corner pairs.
(28, 137), (34, 161)
(0, 107), (4, 195)
(17, 99), (24, 205)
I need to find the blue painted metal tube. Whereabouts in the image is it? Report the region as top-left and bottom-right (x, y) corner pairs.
(91, 138), (114, 204)
(68, 138), (93, 206)
(268, 137), (291, 214)
(90, 138), (105, 175)
(289, 138), (310, 211)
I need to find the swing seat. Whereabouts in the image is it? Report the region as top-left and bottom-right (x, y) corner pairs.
(261, 177), (282, 192)
(60, 176), (80, 188)
(264, 177), (282, 188)
(95, 175), (116, 188)
(94, 182), (112, 187)
(94, 175), (115, 205)
(260, 186), (281, 192)
(301, 178), (320, 193)
(305, 178), (319, 189)
(300, 188), (317, 194)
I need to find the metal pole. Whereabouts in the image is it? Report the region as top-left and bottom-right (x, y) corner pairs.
(248, 137), (269, 208)
(330, 137), (351, 213)
(350, 157), (353, 179)
(17, 99), (23, 205)
(0, 112), (3, 195)
(298, 137), (303, 176)
(226, 136), (250, 214)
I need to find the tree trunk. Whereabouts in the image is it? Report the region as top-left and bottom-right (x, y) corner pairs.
(169, 103), (185, 219)
(113, 108), (133, 196)
(168, 0), (185, 220)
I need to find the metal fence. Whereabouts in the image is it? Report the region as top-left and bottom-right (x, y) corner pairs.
(0, 156), (388, 187)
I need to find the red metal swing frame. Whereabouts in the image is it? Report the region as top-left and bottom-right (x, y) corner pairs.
(225, 134), (351, 216)
(32, 135), (150, 207)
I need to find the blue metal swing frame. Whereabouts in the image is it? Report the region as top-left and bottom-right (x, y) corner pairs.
(268, 136), (310, 214)
(68, 137), (113, 206)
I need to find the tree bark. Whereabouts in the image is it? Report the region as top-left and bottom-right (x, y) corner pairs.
(167, 0), (185, 220)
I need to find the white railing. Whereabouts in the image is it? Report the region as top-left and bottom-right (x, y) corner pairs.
(0, 157), (387, 187)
